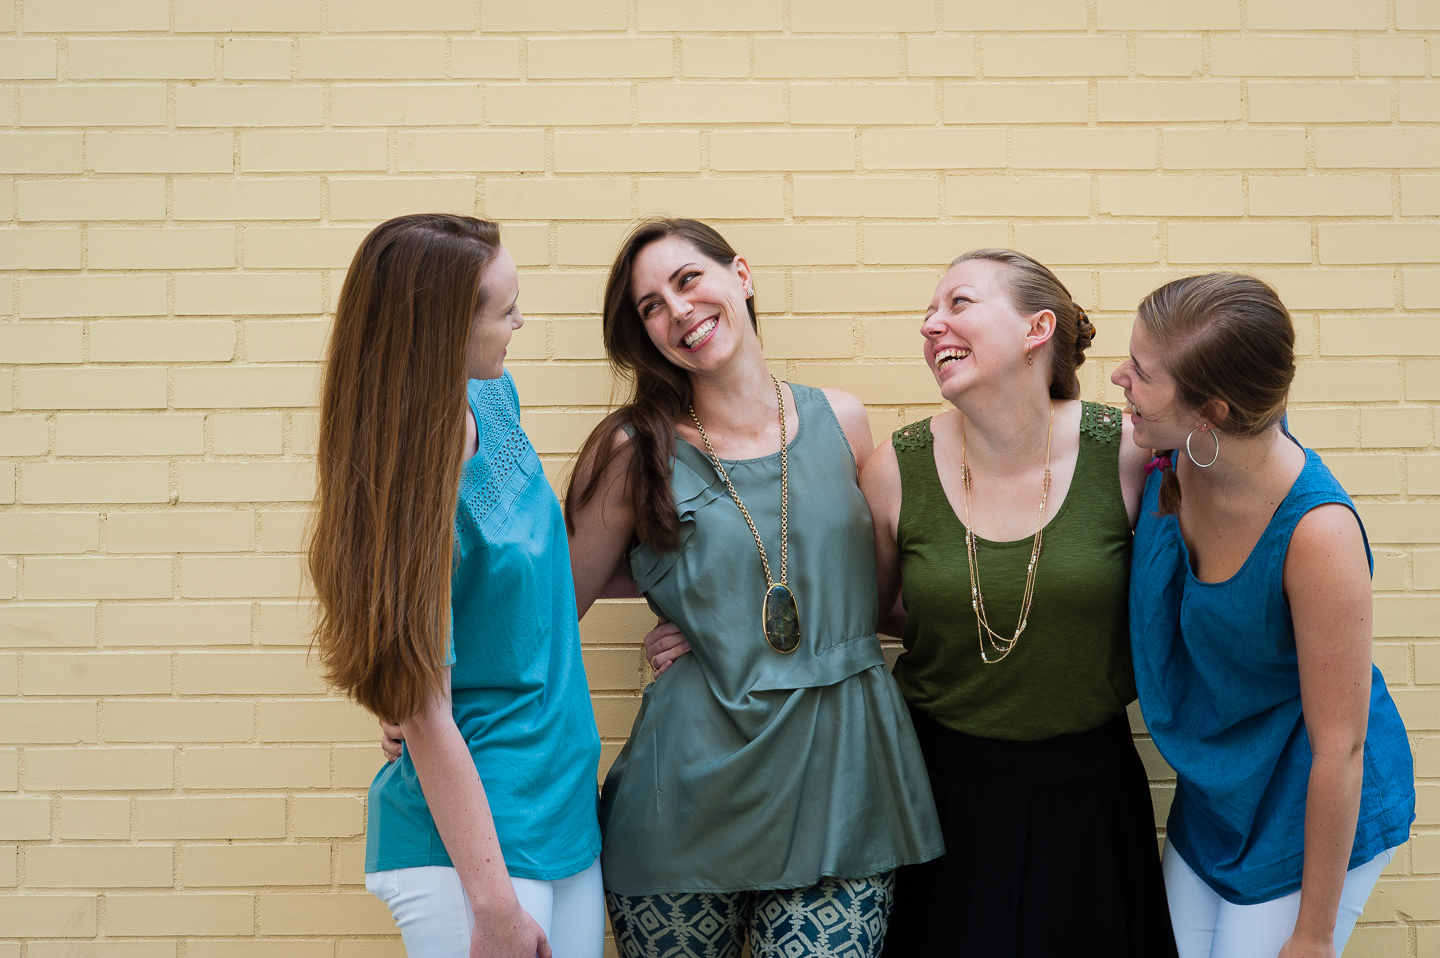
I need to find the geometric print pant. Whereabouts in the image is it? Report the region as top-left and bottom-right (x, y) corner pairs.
(606, 872), (895, 958)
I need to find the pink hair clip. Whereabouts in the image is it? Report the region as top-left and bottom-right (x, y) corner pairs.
(1144, 454), (1173, 476)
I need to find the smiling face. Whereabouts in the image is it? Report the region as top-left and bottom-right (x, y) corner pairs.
(629, 234), (753, 374)
(922, 258), (1048, 403)
(1110, 319), (1198, 449)
(465, 245), (523, 381)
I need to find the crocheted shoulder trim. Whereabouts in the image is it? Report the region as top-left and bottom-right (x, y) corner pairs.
(892, 417), (935, 452)
(1079, 401), (1123, 443)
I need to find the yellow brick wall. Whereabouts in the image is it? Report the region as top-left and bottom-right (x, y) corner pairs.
(0, 0), (1436, 954)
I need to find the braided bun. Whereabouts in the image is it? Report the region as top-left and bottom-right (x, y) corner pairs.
(1072, 303), (1095, 367)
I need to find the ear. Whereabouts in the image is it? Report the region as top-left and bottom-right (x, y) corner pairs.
(731, 255), (752, 293)
(1024, 308), (1057, 353)
(1199, 399), (1231, 429)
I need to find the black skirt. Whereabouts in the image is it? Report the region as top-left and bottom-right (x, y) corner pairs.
(882, 709), (1178, 958)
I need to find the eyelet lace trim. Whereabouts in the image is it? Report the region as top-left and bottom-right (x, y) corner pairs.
(458, 382), (531, 524)
(892, 418), (935, 451)
(1080, 401), (1123, 443)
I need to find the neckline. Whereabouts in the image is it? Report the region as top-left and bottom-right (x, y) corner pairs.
(925, 407), (1083, 549)
(677, 382), (804, 467)
(1173, 446), (1315, 589)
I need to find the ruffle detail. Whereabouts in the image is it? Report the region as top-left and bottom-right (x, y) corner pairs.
(1079, 401), (1123, 443)
(892, 418), (935, 452)
(628, 454), (722, 594)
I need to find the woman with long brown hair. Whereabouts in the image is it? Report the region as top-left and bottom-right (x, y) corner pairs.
(564, 218), (944, 957)
(311, 214), (603, 958)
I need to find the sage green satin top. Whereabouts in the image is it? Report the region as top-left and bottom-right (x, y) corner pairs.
(598, 383), (944, 896)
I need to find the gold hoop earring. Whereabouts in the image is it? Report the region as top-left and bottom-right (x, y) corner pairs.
(1186, 426), (1220, 468)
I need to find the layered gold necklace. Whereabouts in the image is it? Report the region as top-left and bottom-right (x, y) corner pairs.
(689, 374), (801, 654)
(959, 402), (1054, 664)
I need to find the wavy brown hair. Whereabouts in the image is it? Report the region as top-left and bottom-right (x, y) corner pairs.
(565, 218), (756, 552)
(1137, 273), (1295, 516)
(952, 248), (1096, 400)
(309, 214), (502, 723)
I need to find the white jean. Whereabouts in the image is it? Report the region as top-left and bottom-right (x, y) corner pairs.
(1163, 841), (1396, 958)
(366, 857), (604, 958)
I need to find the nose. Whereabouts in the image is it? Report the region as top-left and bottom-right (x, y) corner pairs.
(663, 287), (693, 321)
(514, 308), (525, 330)
(1109, 361), (1128, 387)
(921, 313), (946, 338)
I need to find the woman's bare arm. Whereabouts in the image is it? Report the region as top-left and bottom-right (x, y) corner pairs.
(568, 429), (640, 619)
(860, 438), (906, 638)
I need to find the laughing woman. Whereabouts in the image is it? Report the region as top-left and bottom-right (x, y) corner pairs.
(564, 218), (944, 958)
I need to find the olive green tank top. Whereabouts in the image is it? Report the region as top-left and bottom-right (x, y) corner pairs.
(892, 402), (1137, 741)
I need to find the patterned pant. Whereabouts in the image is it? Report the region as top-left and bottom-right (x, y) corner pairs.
(606, 872), (895, 958)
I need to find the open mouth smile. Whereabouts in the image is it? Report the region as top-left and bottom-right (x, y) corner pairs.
(934, 347), (971, 371)
(682, 318), (718, 350)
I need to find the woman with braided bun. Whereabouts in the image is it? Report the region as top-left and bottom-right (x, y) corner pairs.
(861, 250), (1178, 956)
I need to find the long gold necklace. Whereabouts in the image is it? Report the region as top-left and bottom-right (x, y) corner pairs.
(689, 375), (800, 654)
(960, 402), (1054, 664)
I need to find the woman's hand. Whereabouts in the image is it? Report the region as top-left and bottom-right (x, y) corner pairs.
(472, 899), (552, 958)
(1277, 930), (1335, 958)
(644, 618), (690, 676)
(380, 720), (404, 763)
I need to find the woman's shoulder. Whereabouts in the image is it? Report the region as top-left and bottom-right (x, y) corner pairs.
(891, 416), (935, 452)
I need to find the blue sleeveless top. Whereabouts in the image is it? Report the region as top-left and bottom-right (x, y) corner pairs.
(366, 372), (602, 881)
(1129, 446), (1414, 904)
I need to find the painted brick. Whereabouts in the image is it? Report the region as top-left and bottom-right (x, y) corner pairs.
(1014, 225), (1157, 265)
(20, 87), (167, 127)
(1360, 408), (1431, 448)
(240, 132), (386, 173)
(638, 0), (778, 31)
(0, 751), (13, 790)
(1410, 456), (1440, 495)
(182, 747), (329, 788)
(68, 39), (215, 79)
(1317, 130), (1440, 169)
(173, 180), (322, 221)
(181, 555), (306, 597)
(1249, 176), (1393, 216)
(1409, 360), (1440, 399)
(107, 511), (255, 554)
(1402, 177), (1440, 216)
(510, 273), (606, 315)
(1246, 0), (1387, 28)
(637, 178), (783, 220)
(791, 271), (938, 314)
(554, 133), (700, 173)
(0, 417), (48, 458)
(529, 39), (672, 79)
(1321, 225), (1440, 265)
(755, 39), (898, 78)
(0, 39), (57, 79)
(27, 846), (173, 888)
(550, 319), (606, 359)
(1013, 130), (1156, 170)
(1258, 269), (1395, 310)
(1099, 82), (1242, 122)
(396, 131), (543, 173)
(137, 797), (287, 839)
(260, 894), (396, 935)
(54, 416), (204, 457)
(178, 651), (325, 694)
(1098, 0), (1239, 27)
(947, 176), (1089, 217)
(0, 897), (96, 938)
(1358, 39), (1426, 77)
(1292, 361), (1399, 403)
(1322, 318), (1440, 357)
(1250, 83), (1392, 124)
(0, 605), (96, 648)
(259, 701), (375, 742)
(1360, 503), (1440, 545)
(331, 85), (481, 127)
(22, 463), (170, 505)
(59, 798), (130, 839)
(757, 319), (856, 359)
(104, 603), (251, 647)
(1136, 38), (1202, 78)
(297, 39), (446, 79)
(0, 133), (82, 173)
(224, 38), (293, 80)
(19, 179), (166, 221)
(943, 0), (1086, 30)
(1415, 551), (1440, 590)
(947, 81), (1087, 124)
(0, 320), (82, 360)
(257, 511), (311, 552)
(864, 225), (1006, 267)
(1098, 176), (1242, 217)
(638, 83), (784, 124)
(1211, 38), (1354, 77)
(791, 0), (934, 30)
(188, 944), (326, 958)
(178, 463), (316, 505)
(88, 227), (235, 269)
(328, 179), (474, 221)
(1406, 273), (1440, 309)
(518, 410), (609, 455)
(721, 225), (857, 266)
(184, 844), (331, 886)
(0, 703), (97, 744)
(711, 132), (854, 172)
(295, 796), (365, 838)
(90, 321), (236, 363)
(982, 37), (1126, 77)
(245, 321), (328, 363)
(486, 84), (631, 126)
(106, 895), (254, 936)
(0, 513), (98, 555)
(450, 38), (521, 79)
(175, 0), (322, 31)
(906, 37), (976, 77)
(244, 227), (369, 269)
(176, 88), (323, 128)
(26, 748), (173, 790)
(790, 84), (935, 126)
(507, 365), (617, 406)
(1164, 130), (1306, 170)
(175, 274), (321, 316)
(327, 0), (473, 31)
(682, 38), (749, 78)
(863, 129), (1005, 170)
(485, 179), (631, 221)
(24, 651), (170, 694)
(1169, 224), (1312, 265)
(794, 178), (939, 218)
(19, 275), (168, 318)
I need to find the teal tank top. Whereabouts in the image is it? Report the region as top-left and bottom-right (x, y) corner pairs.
(598, 383), (943, 895)
(365, 372), (602, 881)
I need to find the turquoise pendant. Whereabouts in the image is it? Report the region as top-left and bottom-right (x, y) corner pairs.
(763, 582), (801, 653)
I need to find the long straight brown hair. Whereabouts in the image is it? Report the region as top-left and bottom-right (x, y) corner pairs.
(564, 218), (756, 552)
(309, 214), (502, 723)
